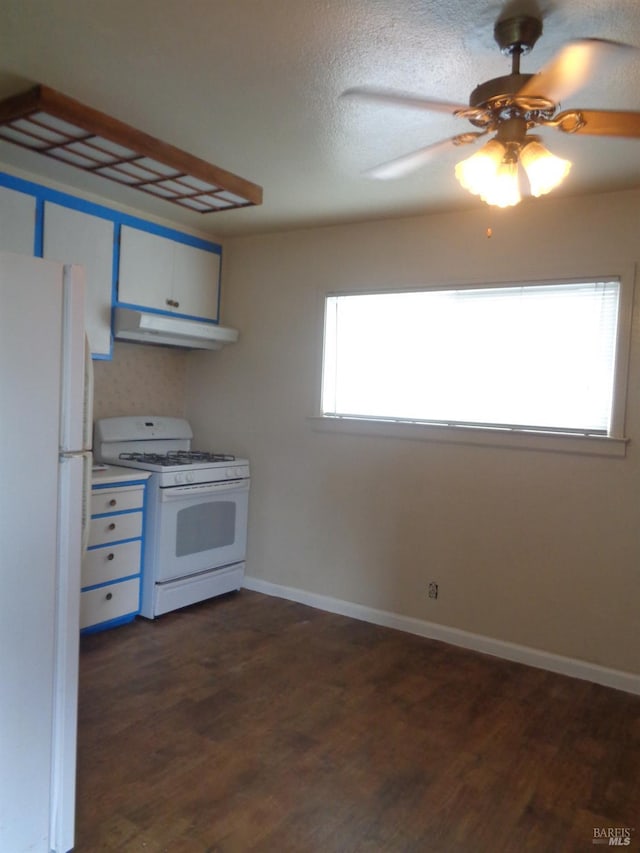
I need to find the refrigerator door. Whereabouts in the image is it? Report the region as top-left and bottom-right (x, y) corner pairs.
(59, 263), (88, 454)
(0, 251), (83, 852)
(83, 332), (94, 452)
(50, 452), (83, 853)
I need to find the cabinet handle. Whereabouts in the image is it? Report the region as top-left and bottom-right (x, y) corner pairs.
(108, 522), (116, 531)
(107, 552), (115, 561)
(105, 592), (113, 601)
(109, 498), (117, 507)
(165, 298), (180, 308)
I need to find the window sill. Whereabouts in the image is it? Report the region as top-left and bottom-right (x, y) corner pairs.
(308, 416), (629, 457)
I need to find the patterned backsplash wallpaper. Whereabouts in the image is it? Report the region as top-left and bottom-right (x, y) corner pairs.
(92, 341), (188, 421)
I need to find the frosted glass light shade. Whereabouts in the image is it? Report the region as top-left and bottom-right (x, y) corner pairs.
(454, 140), (506, 198)
(481, 159), (521, 208)
(521, 140), (572, 197)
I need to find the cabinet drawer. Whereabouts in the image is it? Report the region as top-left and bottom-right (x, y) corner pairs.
(82, 540), (141, 589)
(80, 578), (140, 630)
(91, 486), (144, 516)
(87, 511), (142, 547)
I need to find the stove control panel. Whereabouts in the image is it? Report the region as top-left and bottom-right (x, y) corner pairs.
(226, 466), (249, 479)
(169, 464), (249, 486)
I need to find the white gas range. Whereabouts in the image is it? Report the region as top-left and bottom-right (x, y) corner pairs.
(94, 416), (249, 618)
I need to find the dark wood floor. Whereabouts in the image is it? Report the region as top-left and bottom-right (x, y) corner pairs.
(75, 590), (639, 852)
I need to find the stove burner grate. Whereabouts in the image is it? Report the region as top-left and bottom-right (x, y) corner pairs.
(118, 450), (236, 467)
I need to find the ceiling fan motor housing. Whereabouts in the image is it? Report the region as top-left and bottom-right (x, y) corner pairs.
(494, 15), (543, 55)
(469, 73), (533, 109)
(467, 17), (553, 129)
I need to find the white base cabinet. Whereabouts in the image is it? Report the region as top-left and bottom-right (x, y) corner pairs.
(81, 474), (147, 633)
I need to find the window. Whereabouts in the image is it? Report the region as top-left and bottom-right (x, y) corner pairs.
(321, 280), (622, 438)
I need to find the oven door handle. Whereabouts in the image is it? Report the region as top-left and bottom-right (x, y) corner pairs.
(159, 479), (250, 501)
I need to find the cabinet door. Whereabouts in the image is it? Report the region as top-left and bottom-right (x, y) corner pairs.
(80, 578), (139, 630)
(118, 224), (174, 313)
(90, 485), (144, 516)
(43, 202), (114, 358)
(83, 540), (141, 588)
(87, 511), (143, 548)
(119, 224), (220, 321)
(172, 240), (220, 321)
(0, 185), (36, 255)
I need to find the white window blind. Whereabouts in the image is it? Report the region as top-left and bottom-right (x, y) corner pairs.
(322, 281), (620, 435)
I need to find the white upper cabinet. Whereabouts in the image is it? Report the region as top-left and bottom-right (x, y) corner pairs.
(117, 226), (173, 313)
(118, 224), (220, 322)
(171, 239), (221, 319)
(0, 185), (36, 255)
(43, 202), (114, 358)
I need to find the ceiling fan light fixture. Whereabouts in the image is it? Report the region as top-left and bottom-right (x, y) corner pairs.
(520, 138), (572, 197)
(454, 138), (506, 197)
(347, 15), (640, 212)
(456, 133), (570, 207)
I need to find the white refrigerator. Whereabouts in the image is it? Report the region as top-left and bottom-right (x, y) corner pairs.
(0, 251), (92, 852)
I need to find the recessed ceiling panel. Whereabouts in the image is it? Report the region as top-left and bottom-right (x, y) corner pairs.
(0, 85), (263, 214)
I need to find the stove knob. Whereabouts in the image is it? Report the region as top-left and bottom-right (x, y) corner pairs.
(174, 473), (184, 484)
(186, 472), (194, 483)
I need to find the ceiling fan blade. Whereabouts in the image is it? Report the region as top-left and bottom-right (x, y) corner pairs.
(364, 135), (477, 180)
(341, 87), (467, 115)
(555, 108), (640, 137)
(518, 39), (635, 104)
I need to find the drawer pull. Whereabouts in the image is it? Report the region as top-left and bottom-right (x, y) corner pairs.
(106, 592), (113, 601)
(107, 552), (115, 561)
(109, 498), (117, 507)
(108, 523), (116, 531)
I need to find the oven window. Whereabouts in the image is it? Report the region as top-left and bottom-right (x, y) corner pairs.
(175, 501), (236, 557)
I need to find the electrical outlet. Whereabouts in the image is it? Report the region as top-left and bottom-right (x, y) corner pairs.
(428, 582), (438, 600)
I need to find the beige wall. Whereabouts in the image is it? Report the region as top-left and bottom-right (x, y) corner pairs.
(93, 340), (188, 420)
(185, 188), (640, 676)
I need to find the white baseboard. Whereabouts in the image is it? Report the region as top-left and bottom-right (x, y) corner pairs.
(242, 576), (640, 696)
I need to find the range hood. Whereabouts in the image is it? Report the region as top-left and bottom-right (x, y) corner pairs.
(114, 307), (239, 350)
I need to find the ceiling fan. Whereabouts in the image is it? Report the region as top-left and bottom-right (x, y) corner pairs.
(342, 14), (640, 207)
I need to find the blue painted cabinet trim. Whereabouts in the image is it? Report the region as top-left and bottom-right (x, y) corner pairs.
(0, 170), (224, 357)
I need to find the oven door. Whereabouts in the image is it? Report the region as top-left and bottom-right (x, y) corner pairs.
(154, 478), (249, 582)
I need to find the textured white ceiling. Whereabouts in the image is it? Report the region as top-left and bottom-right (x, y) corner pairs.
(0, 0), (639, 236)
